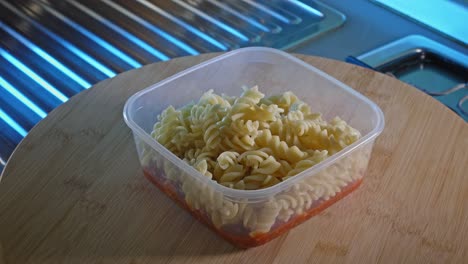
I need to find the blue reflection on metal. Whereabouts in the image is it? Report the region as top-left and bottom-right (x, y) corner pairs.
(0, 49), (68, 103)
(38, 2), (142, 68)
(207, 0), (270, 32)
(1, 22), (91, 88)
(67, 0), (169, 61)
(242, 0), (290, 24)
(288, 0), (324, 18)
(136, 0), (227, 51)
(102, 0), (199, 55)
(0, 0), (116, 78)
(0, 76), (47, 118)
(0, 108), (27, 137)
(173, 0), (249, 42)
(48, 36), (116, 78)
(374, 0), (468, 45)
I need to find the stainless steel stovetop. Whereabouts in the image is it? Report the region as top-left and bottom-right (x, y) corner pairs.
(0, 0), (345, 166)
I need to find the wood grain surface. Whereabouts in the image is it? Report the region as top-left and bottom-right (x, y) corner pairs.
(0, 54), (467, 264)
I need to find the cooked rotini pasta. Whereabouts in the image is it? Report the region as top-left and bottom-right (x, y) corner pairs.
(150, 86), (361, 190)
(141, 85), (369, 237)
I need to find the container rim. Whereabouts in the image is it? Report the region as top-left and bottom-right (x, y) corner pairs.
(123, 47), (385, 201)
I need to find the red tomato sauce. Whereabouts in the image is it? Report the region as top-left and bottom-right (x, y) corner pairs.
(143, 168), (362, 248)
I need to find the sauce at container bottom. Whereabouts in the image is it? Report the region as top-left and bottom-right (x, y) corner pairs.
(143, 169), (362, 248)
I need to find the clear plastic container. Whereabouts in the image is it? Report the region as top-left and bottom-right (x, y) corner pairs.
(123, 47), (385, 248)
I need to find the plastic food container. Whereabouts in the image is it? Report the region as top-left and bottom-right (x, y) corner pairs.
(123, 47), (385, 248)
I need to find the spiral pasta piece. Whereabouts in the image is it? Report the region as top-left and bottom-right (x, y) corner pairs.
(219, 164), (245, 185)
(251, 156), (281, 175)
(255, 129), (306, 164)
(217, 151), (240, 170)
(199, 89), (232, 108)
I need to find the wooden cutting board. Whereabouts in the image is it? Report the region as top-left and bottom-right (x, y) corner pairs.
(0, 54), (467, 264)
